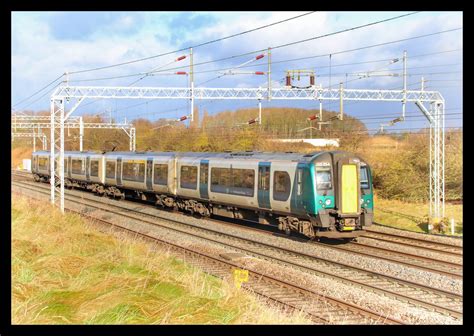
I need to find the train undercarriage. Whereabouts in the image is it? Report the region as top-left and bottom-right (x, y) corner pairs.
(33, 174), (366, 240)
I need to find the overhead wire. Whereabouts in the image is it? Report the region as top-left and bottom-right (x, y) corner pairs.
(12, 73), (64, 109)
(67, 11), (318, 75)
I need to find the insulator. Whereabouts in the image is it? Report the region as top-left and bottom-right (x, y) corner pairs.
(307, 115), (318, 121)
(255, 71), (264, 75)
(179, 116), (188, 121)
(176, 55), (187, 61)
(286, 75), (291, 86)
(175, 71), (187, 75)
(256, 54), (265, 60)
(248, 119), (256, 124)
(310, 75), (315, 86)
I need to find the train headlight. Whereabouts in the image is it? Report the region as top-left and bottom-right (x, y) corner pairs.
(360, 199), (364, 205)
(325, 199), (331, 206)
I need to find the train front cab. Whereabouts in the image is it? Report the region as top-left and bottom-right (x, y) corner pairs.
(311, 152), (373, 239)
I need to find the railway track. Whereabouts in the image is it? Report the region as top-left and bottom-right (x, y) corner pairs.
(313, 239), (462, 278)
(12, 178), (463, 322)
(12, 183), (403, 324)
(12, 171), (462, 278)
(361, 229), (462, 257)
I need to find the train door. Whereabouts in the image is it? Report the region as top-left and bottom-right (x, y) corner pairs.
(146, 158), (153, 190)
(67, 156), (72, 178)
(117, 157), (122, 186)
(335, 158), (360, 215)
(86, 156), (90, 181)
(199, 160), (209, 199)
(258, 162), (271, 209)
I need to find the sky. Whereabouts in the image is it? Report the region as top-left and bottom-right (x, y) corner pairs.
(11, 11), (463, 133)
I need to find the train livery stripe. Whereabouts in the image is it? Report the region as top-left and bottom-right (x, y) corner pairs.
(341, 164), (358, 214)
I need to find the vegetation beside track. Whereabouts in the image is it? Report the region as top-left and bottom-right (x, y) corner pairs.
(12, 194), (310, 324)
(373, 194), (463, 235)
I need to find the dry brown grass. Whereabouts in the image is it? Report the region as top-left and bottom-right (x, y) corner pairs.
(12, 194), (311, 324)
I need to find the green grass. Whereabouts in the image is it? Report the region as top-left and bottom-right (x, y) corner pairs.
(373, 194), (463, 235)
(12, 195), (311, 324)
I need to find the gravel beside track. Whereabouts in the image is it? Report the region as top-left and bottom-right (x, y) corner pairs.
(13, 186), (407, 324)
(12, 178), (463, 324)
(368, 224), (462, 247)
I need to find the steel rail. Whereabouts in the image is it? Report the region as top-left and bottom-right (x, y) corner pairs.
(12, 178), (462, 320)
(12, 185), (403, 325)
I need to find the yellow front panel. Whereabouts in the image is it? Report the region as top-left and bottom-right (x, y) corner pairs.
(341, 164), (358, 214)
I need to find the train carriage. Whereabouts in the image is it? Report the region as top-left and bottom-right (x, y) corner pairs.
(31, 150), (374, 240)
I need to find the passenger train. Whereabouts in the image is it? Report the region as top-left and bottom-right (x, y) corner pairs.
(31, 150), (374, 239)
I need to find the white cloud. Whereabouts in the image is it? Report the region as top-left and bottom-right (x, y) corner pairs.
(11, 11), (462, 122)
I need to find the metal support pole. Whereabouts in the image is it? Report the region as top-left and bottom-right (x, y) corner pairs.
(79, 116), (84, 151)
(440, 101), (445, 219)
(258, 100), (262, 126)
(402, 50), (407, 120)
(267, 47), (271, 101)
(190, 47), (194, 123)
(50, 99), (55, 205)
(429, 118), (433, 232)
(59, 106), (65, 213)
(129, 127), (136, 151)
(319, 100), (322, 131)
(33, 128), (36, 152)
(339, 82), (344, 120)
(50, 98), (65, 212)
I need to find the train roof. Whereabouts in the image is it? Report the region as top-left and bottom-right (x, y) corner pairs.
(103, 150), (343, 162)
(33, 150), (359, 163)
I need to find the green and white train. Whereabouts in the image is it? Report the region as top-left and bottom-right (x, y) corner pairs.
(32, 150), (374, 239)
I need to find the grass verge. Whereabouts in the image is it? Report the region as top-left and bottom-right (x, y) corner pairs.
(373, 194), (463, 235)
(12, 194), (311, 324)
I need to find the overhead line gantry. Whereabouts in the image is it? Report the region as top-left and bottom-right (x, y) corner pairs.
(49, 82), (446, 229)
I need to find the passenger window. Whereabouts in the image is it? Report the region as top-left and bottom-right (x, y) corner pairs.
(106, 161), (116, 179)
(154, 164), (168, 185)
(211, 167), (230, 193)
(72, 159), (84, 175)
(123, 161), (145, 182)
(297, 168), (303, 196)
(316, 167), (332, 190)
(259, 166), (270, 191)
(231, 168), (254, 197)
(211, 167), (254, 197)
(180, 165), (198, 189)
(360, 166), (370, 189)
(39, 157), (48, 170)
(90, 160), (99, 177)
(273, 171), (291, 201)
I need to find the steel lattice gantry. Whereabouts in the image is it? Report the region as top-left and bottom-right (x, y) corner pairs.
(12, 132), (48, 151)
(50, 85), (445, 226)
(12, 115), (136, 152)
